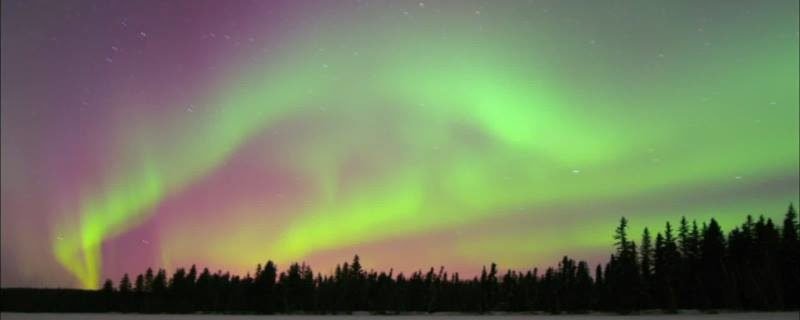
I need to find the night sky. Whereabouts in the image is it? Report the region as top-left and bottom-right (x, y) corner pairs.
(1, 0), (798, 289)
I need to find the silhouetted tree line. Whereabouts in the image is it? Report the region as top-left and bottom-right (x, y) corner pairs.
(2, 204), (798, 314)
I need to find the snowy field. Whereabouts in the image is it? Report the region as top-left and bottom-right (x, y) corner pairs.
(1, 312), (798, 320)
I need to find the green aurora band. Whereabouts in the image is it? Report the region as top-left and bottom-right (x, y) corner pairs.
(40, 2), (799, 288)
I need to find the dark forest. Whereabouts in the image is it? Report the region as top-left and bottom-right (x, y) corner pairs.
(3, 204), (798, 314)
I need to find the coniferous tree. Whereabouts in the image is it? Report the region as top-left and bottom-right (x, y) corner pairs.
(144, 268), (154, 293)
(3, 206), (797, 315)
(152, 269), (167, 294)
(187, 265), (197, 285)
(557, 256), (575, 312)
(610, 217), (639, 313)
(349, 255), (366, 311)
(640, 227), (654, 309)
(574, 260), (593, 312)
(779, 204), (799, 309)
(654, 222), (680, 312)
(101, 279), (115, 312)
(168, 268), (192, 312)
(687, 219), (703, 308)
(677, 216), (691, 308)
(701, 218), (729, 309)
(253, 261), (277, 313)
(756, 216), (782, 309)
(119, 274), (132, 294)
(134, 274), (145, 293)
(734, 215), (765, 309)
(593, 264), (604, 310)
(102, 279), (114, 293)
(478, 263), (498, 313)
(663, 222), (680, 310)
(117, 273), (132, 312)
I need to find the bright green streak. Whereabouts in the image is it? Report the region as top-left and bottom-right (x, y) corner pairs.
(54, 4), (798, 287)
(53, 42), (336, 288)
(266, 11), (799, 262)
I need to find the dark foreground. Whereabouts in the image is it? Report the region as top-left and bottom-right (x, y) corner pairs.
(2, 311), (799, 320)
(3, 207), (798, 315)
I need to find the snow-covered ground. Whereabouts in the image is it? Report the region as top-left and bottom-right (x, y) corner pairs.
(1, 312), (798, 319)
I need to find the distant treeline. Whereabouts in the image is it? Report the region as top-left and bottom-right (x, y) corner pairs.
(2, 204), (798, 314)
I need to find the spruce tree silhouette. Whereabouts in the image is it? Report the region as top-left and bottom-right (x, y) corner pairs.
(119, 274), (131, 294)
(639, 227), (654, 309)
(701, 218), (728, 309)
(611, 217), (639, 314)
(144, 268), (154, 293)
(118, 273), (132, 312)
(134, 274), (145, 293)
(3, 206), (798, 314)
(780, 204), (799, 309)
(654, 222), (680, 311)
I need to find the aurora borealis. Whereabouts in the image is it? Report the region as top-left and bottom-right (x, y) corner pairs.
(1, 0), (798, 289)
